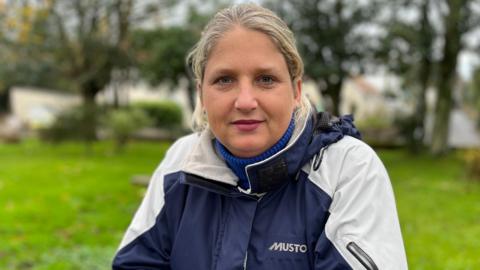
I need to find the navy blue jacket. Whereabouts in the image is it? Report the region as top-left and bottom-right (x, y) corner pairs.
(113, 112), (407, 269)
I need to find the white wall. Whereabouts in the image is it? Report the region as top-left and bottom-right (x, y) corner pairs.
(10, 87), (81, 128)
(99, 78), (193, 127)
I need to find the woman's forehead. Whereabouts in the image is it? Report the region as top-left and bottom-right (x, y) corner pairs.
(204, 27), (288, 74)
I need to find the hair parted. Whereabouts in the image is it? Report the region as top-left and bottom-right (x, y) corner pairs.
(187, 3), (311, 131)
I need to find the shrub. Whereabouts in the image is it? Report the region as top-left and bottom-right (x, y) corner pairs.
(132, 101), (183, 129)
(39, 105), (103, 143)
(102, 108), (152, 152)
(356, 114), (400, 148)
(461, 148), (480, 181)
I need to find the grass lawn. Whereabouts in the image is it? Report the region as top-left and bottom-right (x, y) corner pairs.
(0, 140), (170, 269)
(1, 140), (479, 269)
(379, 149), (480, 269)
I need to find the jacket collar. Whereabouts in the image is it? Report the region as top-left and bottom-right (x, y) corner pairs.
(181, 108), (361, 195)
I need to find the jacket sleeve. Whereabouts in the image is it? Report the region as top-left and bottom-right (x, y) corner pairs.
(112, 163), (172, 270)
(316, 139), (408, 269)
(111, 134), (198, 269)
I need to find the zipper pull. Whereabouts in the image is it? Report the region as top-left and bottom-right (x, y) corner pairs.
(346, 242), (378, 270)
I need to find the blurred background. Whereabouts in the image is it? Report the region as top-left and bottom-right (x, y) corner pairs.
(0, 0), (479, 269)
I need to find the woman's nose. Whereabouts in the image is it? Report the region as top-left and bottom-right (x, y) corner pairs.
(234, 82), (258, 111)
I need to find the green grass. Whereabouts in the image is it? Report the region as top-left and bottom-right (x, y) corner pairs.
(379, 149), (480, 269)
(1, 140), (479, 269)
(0, 140), (170, 269)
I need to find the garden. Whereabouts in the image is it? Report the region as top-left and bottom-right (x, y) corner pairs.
(2, 1), (480, 268)
(1, 140), (479, 269)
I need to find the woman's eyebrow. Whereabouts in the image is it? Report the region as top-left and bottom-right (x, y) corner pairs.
(207, 67), (236, 76)
(207, 66), (281, 76)
(254, 66), (279, 74)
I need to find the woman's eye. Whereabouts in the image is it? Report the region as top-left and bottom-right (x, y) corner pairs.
(258, 75), (274, 85)
(215, 76), (233, 85)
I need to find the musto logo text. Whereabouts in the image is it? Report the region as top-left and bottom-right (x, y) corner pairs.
(269, 242), (308, 253)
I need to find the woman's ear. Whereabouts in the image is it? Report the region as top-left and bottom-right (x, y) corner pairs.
(197, 83), (203, 107)
(294, 78), (302, 105)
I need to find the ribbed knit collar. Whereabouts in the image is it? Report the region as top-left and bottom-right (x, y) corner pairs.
(215, 118), (295, 190)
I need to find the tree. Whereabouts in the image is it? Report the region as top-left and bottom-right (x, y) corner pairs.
(0, 0), (144, 141)
(1, 0), (137, 100)
(380, 0), (435, 152)
(132, 7), (209, 111)
(0, 0), (140, 141)
(430, 0), (479, 155)
(379, 0), (480, 154)
(47, 0), (138, 141)
(0, 1), (68, 111)
(270, 0), (383, 114)
(466, 66), (480, 126)
(47, 0), (134, 105)
(132, 27), (198, 110)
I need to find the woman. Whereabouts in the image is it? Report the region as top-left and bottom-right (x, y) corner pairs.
(113, 3), (407, 269)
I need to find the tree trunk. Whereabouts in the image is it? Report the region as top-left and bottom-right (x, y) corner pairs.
(411, 58), (431, 152)
(410, 0), (433, 153)
(326, 80), (343, 116)
(430, 81), (453, 155)
(0, 87), (11, 113)
(430, 0), (463, 155)
(81, 81), (100, 144)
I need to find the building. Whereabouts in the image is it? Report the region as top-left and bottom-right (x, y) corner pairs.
(340, 74), (408, 124)
(10, 86), (81, 128)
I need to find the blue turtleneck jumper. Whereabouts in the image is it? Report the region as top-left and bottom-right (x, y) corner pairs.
(215, 118), (295, 190)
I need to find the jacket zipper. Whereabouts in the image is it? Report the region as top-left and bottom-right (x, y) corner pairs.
(241, 192), (267, 270)
(346, 242), (378, 270)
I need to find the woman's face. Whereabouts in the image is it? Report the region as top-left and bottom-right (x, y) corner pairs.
(200, 26), (301, 158)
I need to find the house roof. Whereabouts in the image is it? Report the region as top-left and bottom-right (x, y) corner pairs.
(351, 76), (379, 95)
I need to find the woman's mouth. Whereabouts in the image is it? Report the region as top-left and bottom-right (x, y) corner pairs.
(232, 120), (264, 132)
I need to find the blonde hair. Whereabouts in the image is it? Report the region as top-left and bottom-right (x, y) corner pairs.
(187, 3), (311, 131)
